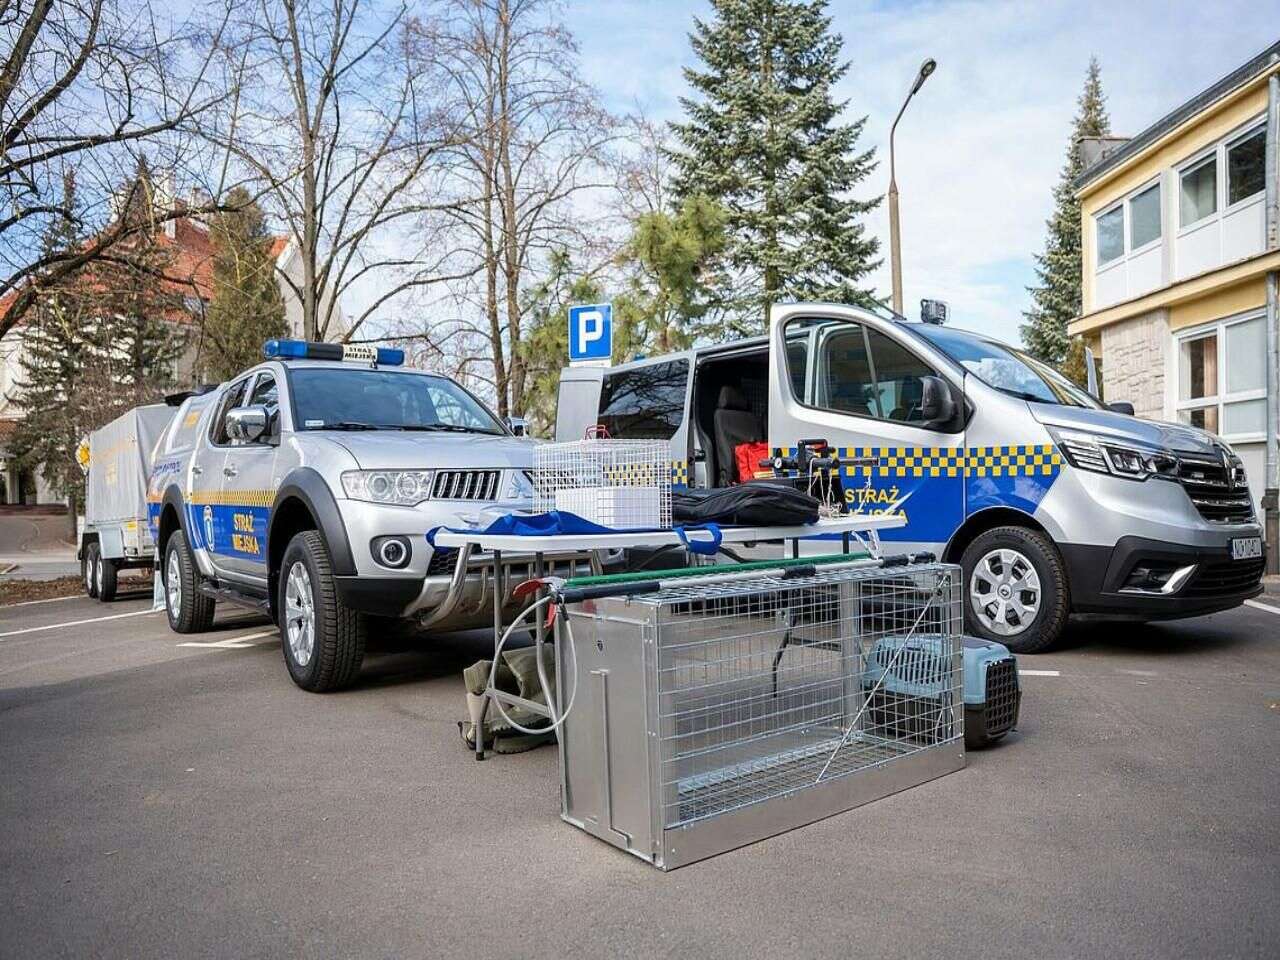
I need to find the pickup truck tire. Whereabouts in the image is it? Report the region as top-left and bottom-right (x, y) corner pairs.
(98, 555), (118, 602)
(165, 530), (216, 633)
(279, 531), (366, 692)
(83, 543), (100, 599)
(960, 526), (1068, 654)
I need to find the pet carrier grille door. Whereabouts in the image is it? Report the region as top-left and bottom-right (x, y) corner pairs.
(558, 561), (966, 870)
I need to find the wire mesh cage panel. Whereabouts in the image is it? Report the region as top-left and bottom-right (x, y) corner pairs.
(558, 561), (964, 870)
(533, 439), (672, 529)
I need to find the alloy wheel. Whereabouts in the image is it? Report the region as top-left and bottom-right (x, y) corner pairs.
(970, 547), (1041, 637)
(284, 562), (316, 668)
(166, 551), (182, 617)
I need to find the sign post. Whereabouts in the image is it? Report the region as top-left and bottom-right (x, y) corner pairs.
(567, 303), (612, 367)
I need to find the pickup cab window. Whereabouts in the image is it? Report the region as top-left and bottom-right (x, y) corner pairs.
(289, 368), (505, 434)
(210, 379), (250, 445)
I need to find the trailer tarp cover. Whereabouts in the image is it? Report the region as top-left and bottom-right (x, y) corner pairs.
(85, 405), (176, 524)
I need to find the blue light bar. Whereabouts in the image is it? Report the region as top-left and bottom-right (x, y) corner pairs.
(262, 339), (405, 366)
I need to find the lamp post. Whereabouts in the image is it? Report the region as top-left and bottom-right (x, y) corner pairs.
(889, 57), (937, 316)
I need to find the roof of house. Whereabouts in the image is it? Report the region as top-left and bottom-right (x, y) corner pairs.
(0, 213), (292, 330)
(1076, 39), (1280, 192)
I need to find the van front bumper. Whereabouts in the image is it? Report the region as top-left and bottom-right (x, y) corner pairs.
(1060, 533), (1265, 620)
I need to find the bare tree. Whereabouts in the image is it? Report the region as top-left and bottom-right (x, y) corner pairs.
(421, 0), (616, 417)
(202, 0), (478, 343)
(0, 0), (231, 337)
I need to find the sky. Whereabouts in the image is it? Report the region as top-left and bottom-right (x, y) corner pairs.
(564, 0), (1279, 346)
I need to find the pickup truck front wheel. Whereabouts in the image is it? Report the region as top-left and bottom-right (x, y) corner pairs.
(279, 531), (366, 692)
(165, 530), (216, 633)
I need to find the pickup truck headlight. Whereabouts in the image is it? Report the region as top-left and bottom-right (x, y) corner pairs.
(341, 470), (434, 505)
(1046, 427), (1178, 482)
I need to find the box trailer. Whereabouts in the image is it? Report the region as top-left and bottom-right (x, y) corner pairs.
(79, 404), (176, 601)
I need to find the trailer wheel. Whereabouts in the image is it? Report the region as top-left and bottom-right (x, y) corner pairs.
(164, 530), (216, 633)
(961, 526), (1068, 654)
(98, 556), (118, 602)
(83, 543), (100, 599)
(279, 530), (366, 692)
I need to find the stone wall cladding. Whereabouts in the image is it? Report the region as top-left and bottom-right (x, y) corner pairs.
(1100, 309), (1167, 420)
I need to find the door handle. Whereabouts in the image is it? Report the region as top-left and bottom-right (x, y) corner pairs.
(223, 466), (238, 479)
(192, 465), (203, 477)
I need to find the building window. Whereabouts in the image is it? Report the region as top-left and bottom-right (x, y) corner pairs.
(1096, 205), (1124, 265)
(1179, 155), (1217, 227)
(1226, 127), (1265, 206)
(1175, 312), (1267, 441)
(1128, 183), (1162, 249)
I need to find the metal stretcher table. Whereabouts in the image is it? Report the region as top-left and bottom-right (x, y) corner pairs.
(432, 513), (907, 760)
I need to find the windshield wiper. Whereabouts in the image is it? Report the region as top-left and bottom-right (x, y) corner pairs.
(316, 421), (383, 431)
(998, 388), (1054, 404)
(396, 424), (503, 435)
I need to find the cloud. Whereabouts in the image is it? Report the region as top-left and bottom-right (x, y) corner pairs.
(569, 0), (1278, 345)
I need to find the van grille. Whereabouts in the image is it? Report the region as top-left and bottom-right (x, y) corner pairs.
(431, 469), (501, 501)
(1174, 455), (1253, 524)
(1185, 556), (1265, 598)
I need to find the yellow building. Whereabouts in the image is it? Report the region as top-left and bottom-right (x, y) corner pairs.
(1071, 42), (1278, 549)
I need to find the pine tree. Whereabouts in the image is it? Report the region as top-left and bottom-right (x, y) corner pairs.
(10, 172), (105, 512)
(91, 158), (188, 402)
(613, 195), (728, 354)
(1021, 57), (1111, 370)
(203, 187), (287, 381)
(669, 0), (880, 335)
(518, 251), (604, 437)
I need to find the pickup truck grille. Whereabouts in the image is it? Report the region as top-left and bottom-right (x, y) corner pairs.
(431, 469), (501, 501)
(1174, 455), (1253, 524)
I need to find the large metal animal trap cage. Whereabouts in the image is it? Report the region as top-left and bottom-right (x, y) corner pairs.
(558, 559), (965, 869)
(533, 438), (672, 529)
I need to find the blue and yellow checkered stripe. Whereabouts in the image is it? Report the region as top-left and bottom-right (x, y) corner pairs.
(789, 445), (1062, 479)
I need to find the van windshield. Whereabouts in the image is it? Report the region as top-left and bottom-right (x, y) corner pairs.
(290, 368), (506, 434)
(908, 325), (1102, 409)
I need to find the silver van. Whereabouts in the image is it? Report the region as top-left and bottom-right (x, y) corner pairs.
(557, 302), (1264, 652)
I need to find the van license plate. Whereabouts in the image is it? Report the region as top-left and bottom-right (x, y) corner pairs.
(1231, 537), (1262, 561)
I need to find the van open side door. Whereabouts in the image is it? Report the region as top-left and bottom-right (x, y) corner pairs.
(556, 367), (605, 441)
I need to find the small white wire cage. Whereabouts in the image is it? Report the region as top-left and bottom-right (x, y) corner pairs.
(558, 560), (965, 869)
(533, 438), (672, 529)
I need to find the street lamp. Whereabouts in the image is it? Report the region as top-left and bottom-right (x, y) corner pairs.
(888, 57), (936, 316)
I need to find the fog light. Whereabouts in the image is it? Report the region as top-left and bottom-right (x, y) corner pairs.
(1120, 562), (1196, 595)
(372, 536), (411, 569)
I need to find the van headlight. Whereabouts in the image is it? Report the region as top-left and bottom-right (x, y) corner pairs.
(341, 470), (434, 505)
(1047, 427), (1178, 481)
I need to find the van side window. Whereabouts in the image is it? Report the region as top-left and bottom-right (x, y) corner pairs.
(789, 319), (938, 425)
(864, 328), (937, 424)
(597, 360), (689, 439)
(210, 380), (250, 446)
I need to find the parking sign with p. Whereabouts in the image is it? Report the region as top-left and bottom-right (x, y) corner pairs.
(567, 302), (612, 367)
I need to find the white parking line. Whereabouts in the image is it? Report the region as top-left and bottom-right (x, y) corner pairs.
(1018, 669), (1061, 677)
(1244, 599), (1280, 616)
(0, 608), (157, 639)
(0, 594), (82, 609)
(177, 630), (276, 650)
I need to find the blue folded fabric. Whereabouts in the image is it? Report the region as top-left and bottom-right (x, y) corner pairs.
(426, 511), (722, 555)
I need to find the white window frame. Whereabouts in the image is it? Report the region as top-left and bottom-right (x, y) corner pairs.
(1094, 176), (1162, 273)
(1095, 201), (1126, 269)
(1175, 115), (1267, 235)
(1176, 147), (1219, 233)
(1173, 309), (1268, 443)
(1224, 122), (1267, 212)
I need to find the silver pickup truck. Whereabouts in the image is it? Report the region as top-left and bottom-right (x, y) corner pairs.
(147, 340), (536, 691)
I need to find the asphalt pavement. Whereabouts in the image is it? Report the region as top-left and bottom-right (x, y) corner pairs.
(1, 584), (1277, 959)
(0, 512), (79, 580)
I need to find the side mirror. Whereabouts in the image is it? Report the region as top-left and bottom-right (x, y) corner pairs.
(226, 405), (269, 443)
(919, 375), (956, 428)
(505, 416), (527, 437)
(1107, 401), (1135, 416)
